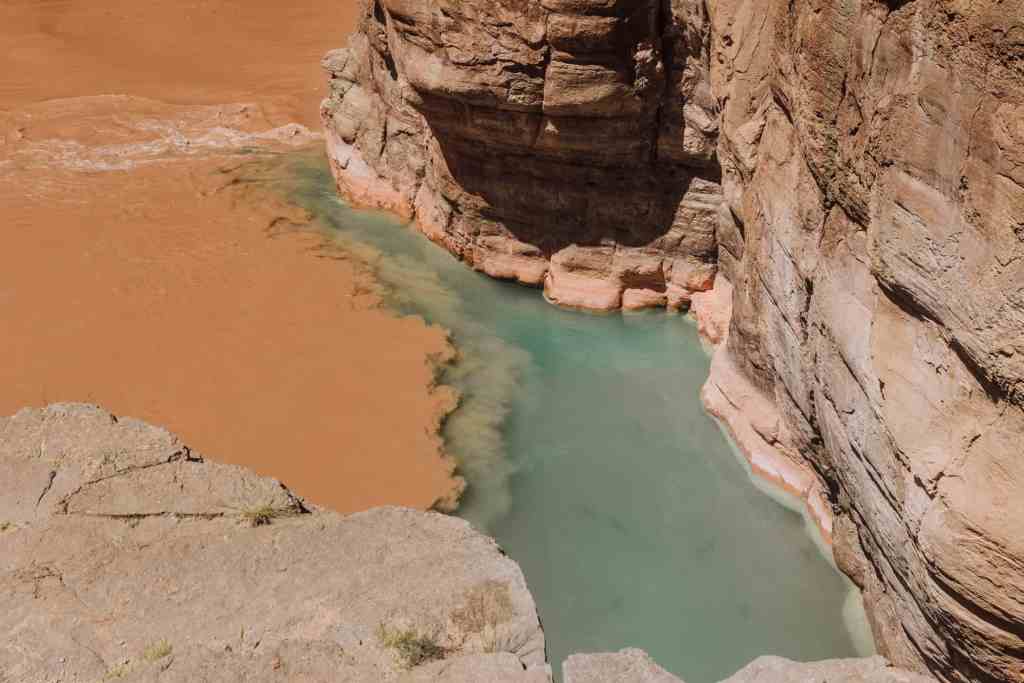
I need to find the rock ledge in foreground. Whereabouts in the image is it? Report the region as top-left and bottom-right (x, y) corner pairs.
(0, 404), (934, 683)
(0, 404), (547, 682)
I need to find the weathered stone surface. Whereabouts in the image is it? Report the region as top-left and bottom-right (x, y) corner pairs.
(564, 648), (683, 683)
(562, 650), (933, 683)
(721, 655), (935, 683)
(322, 0), (721, 311)
(402, 653), (552, 682)
(0, 404), (548, 683)
(706, 2), (1024, 681)
(326, 2), (1024, 682)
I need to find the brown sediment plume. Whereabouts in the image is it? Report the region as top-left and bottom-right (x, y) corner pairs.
(0, 0), (362, 128)
(0, 1), (466, 514)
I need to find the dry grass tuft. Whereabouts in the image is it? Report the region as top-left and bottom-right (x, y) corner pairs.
(377, 624), (447, 668)
(142, 640), (172, 662)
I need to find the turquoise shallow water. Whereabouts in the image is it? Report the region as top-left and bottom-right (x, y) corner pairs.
(283, 153), (870, 682)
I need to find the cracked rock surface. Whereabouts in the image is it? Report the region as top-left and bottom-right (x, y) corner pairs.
(710, 2), (1024, 681)
(0, 404), (547, 683)
(719, 655), (936, 683)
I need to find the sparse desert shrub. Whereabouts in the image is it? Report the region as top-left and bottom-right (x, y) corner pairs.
(142, 640), (172, 662)
(451, 580), (514, 653)
(377, 624), (447, 668)
(241, 505), (294, 527)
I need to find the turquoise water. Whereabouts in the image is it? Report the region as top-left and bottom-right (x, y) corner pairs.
(283, 153), (870, 682)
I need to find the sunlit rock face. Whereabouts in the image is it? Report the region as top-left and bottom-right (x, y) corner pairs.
(709, 2), (1024, 682)
(322, 0), (722, 312)
(324, 2), (1024, 682)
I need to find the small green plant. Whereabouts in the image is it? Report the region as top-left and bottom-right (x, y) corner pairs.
(143, 640), (172, 662)
(241, 505), (291, 527)
(377, 624), (447, 669)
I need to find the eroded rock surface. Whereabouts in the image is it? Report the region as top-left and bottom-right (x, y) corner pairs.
(707, 2), (1024, 682)
(564, 648), (683, 683)
(322, 0), (722, 311)
(0, 404), (548, 682)
(325, 2), (1024, 681)
(563, 650), (933, 683)
(720, 655), (936, 683)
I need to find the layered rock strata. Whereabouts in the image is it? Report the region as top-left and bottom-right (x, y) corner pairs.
(321, 0), (723, 312)
(707, 2), (1024, 682)
(324, 2), (1024, 682)
(1, 404), (932, 683)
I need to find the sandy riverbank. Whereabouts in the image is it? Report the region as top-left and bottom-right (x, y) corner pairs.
(0, 1), (466, 514)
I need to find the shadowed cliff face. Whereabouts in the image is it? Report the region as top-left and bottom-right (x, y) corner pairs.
(324, 1), (1024, 682)
(322, 0), (722, 312)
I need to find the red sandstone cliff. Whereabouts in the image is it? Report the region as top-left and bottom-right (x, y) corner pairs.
(323, 2), (1024, 681)
(321, 0), (722, 312)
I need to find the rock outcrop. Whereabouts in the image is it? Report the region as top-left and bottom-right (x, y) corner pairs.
(321, 0), (722, 312)
(707, 2), (1024, 682)
(564, 648), (684, 683)
(324, 2), (1024, 682)
(0, 404), (548, 682)
(2, 404), (933, 682)
(721, 655), (937, 683)
(565, 651), (935, 683)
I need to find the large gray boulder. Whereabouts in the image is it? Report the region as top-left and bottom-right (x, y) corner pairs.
(0, 404), (548, 682)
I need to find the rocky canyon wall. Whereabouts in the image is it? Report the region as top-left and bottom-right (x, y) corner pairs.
(323, 2), (1024, 682)
(707, 2), (1024, 682)
(321, 0), (723, 311)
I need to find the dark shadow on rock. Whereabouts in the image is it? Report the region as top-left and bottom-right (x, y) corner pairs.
(418, 94), (720, 259)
